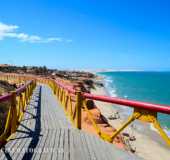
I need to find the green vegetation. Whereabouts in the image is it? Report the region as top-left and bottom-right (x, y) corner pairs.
(0, 65), (49, 75)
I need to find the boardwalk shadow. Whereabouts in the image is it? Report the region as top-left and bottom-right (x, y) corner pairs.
(21, 86), (42, 160)
(2, 86), (42, 160)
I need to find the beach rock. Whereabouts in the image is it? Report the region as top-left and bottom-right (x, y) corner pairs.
(129, 136), (136, 141)
(85, 100), (95, 109)
(122, 132), (130, 137)
(94, 81), (104, 87)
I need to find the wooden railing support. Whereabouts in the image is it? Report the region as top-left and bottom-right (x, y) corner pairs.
(11, 91), (17, 134)
(75, 91), (83, 129)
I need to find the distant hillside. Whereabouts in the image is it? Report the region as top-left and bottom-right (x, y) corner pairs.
(0, 64), (12, 67)
(0, 65), (50, 75)
(0, 64), (103, 93)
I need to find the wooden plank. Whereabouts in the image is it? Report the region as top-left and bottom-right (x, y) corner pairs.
(31, 130), (44, 160)
(73, 129), (90, 160)
(79, 131), (92, 160)
(63, 129), (69, 160)
(34, 130), (49, 160)
(88, 134), (105, 160)
(93, 135), (111, 160)
(51, 129), (60, 160)
(83, 132), (97, 160)
(57, 128), (64, 160)
(16, 105), (38, 159)
(44, 129), (56, 160)
(40, 130), (52, 160)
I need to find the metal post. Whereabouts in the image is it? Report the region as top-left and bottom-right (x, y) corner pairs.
(75, 91), (82, 129)
(154, 119), (170, 147)
(111, 111), (141, 140)
(11, 91), (17, 134)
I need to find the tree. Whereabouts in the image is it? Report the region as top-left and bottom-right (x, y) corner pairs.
(22, 66), (27, 72)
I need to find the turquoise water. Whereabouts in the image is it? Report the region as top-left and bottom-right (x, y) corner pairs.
(98, 71), (170, 133)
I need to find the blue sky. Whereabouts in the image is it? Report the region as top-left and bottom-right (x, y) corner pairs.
(0, 0), (170, 70)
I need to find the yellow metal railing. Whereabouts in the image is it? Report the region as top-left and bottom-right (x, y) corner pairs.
(46, 79), (123, 143)
(0, 74), (36, 147)
(47, 78), (170, 147)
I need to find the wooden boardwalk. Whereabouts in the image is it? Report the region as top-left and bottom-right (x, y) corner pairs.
(0, 85), (140, 160)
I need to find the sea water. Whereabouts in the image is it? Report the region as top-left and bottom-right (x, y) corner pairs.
(98, 71), (170, 136)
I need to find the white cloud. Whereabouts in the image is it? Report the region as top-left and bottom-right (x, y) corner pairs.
(0, 22), (18, 33)
(0, 22), (72, 43)
(46, 37), (63, 42)
(0, 22), (18, 40)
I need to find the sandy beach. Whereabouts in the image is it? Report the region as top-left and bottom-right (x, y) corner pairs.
(91, 82), (170, 160)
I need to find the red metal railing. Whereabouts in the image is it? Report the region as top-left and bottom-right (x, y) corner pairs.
(0, 81), (33, 101)
(54, 79), (170, 115)
(16, 81), (32, 95)
(83, 93), (170, 115)
(0, 94), (12, 102)
(55, 80), (75, 94)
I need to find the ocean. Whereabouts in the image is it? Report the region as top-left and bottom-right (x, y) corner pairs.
(98, 71), (170, 135)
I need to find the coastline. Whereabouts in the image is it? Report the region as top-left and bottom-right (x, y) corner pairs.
(91, 77), (170, 160)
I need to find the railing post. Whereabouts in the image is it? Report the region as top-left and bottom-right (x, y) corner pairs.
(25, 86), (29, 105)
(75, 91), (83, 129)
(11, 91), (17, 134)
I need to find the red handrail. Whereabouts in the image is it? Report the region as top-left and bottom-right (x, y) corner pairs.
(0, 80), (33, 102)
(53, 79), (170, 115)
(55, 80), (76, 94)
(16, 80), (32, 95)
(0, 93), (12, 102)
(83, 93), (170, 115)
